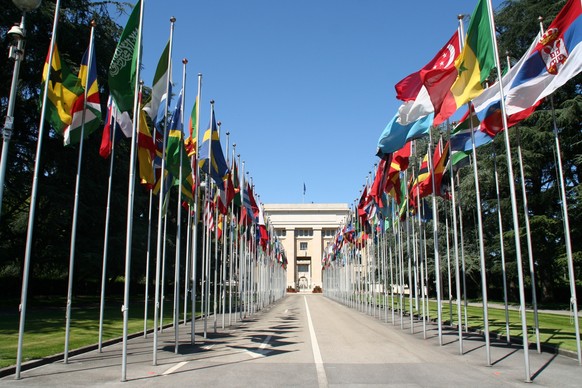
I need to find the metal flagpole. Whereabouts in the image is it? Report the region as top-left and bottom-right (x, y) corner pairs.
(173, 59), (188, 354)
(190, 73), (202, 344)
(468, 106), (491, 365)
(221, 132), (231, 329)
(121, 1), (145, 381)
(99, 99), (117, 351)
(446, 123), (463, 353)
(153, 15), (175, 366)
(144, 150), (154, 338)
(15, 0), (62, 378)
(457, 174), (469, 331)
(457, 13), (490, 363)
(228, 144), (237, 326)
(538, 15), (581, 365)
(505, 54), (542, 354)
(213, 179), (219, 333)
(63, 20), (96, 364)
(427, 130), (443, 346)
(486, 0), (531, 380)
(160, 199), (169, 332)
(492, 140), (510, 344)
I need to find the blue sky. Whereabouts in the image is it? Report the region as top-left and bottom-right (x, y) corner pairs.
(113, 0), (504, 206)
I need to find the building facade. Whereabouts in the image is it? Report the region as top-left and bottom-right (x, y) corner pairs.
(264, 203), (350, 291)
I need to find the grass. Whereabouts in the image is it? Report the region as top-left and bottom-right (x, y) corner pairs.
(0, 295), (202, 369)
(354, 294), (582, 354)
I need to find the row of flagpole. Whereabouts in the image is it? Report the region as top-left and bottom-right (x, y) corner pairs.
(323, 0), (581, 383)
(11, 0), (288, 382)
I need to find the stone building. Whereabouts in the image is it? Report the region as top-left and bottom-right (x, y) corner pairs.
(263, 203), (349, 290)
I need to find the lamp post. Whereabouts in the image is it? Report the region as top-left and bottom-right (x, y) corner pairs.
(0, 0), (42, 222)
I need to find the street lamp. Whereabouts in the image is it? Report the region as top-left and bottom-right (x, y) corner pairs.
(0, 0), (42, 222)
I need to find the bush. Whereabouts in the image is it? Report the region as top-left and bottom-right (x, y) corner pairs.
(312, 286), (322, 293)
(286, 286), (297, 293)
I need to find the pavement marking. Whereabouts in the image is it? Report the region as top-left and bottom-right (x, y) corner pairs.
(201, 344), (214, 350)
(162, 361), (188, 376)
(246, 335), (272, 359)
(304, 296), (328, 388)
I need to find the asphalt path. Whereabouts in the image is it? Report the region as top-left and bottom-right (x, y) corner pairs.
(1, 294), (581, 387)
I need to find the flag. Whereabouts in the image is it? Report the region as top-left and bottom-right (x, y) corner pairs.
(41, 44), (83, 134)
(409, 149), (429, 203)
(166, 91), (191, 178)
(396, 31), (461, 126)
(232, 159), (241, 208)
(99, 97), (133, 158)
(185, 96), (198, 157)
(419, 140), (450, 198)
(385, 142), (411, 204)
(450, 107), (493, 152)
(303, 183), (306, 195)
(198, 104), (229, 188)
(446, 0), (495, 121)
(377, 112), (433, 156)
(204, 197), (215, 231)
(108, 0), (141, 113)
(63, 45), (102, 146)
(473, 33), (543, 137)
(137, 108), (156, 188)
(369, 155), (391, 209)
(505, 0), (582, 116)
(143, 41), (170, 121)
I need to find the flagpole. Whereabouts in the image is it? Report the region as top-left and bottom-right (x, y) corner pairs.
(485, 0), (530, 380)
(427, 129), (443, 346)
(538, 15), (581, 365)
(447, 123), (463, 354)
(144, 142), (154, 338)
(504, 52), (542, 353)
(457, 12), (491, 364)
(99, 100), (117, 352)
(63, 20), (96, 364)
(190, 73), (202, 344)
(221, 131), (231, 330)
(492, 139), (511, 344)
(15, 0), (62, 379)
(153, 15), (175, 367)
(228, 144), (237, 326)
(120, 0), (145, 381)
(467, 107), (491, 365)
(173, 58), (188, 354)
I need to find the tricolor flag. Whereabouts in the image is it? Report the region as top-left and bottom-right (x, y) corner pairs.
(505, 0), (582, 117)
(446, 0), (495, 121)
(143, 41), (170, 122)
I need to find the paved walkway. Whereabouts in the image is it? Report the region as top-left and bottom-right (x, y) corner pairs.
(1, 294), (581, 387)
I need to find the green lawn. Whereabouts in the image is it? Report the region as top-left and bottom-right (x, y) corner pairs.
(0, 295), (202, 369)
(355, 293), (582, 354)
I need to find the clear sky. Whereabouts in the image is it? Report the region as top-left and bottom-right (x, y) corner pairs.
(112, 0), (504, 206)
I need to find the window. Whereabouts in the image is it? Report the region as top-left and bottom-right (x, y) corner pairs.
(300, 242), (308, 250)
(276, 229), (286, 237)
(323, 229), (336, 238)
(297, 264), (309, 273)
(296, 229), (313, 237)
